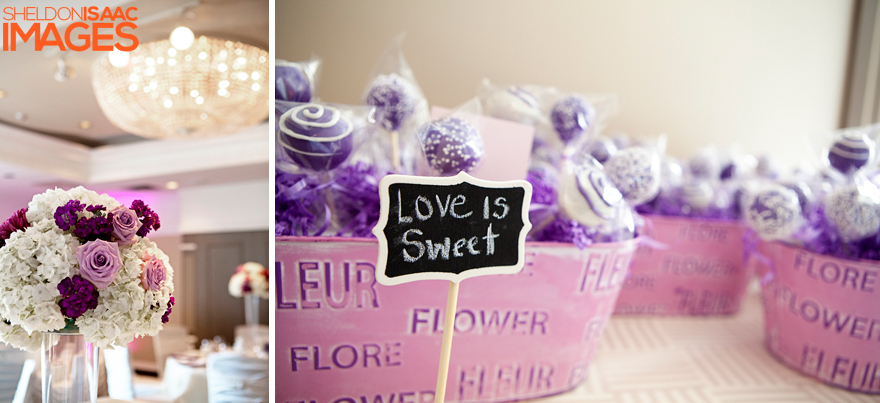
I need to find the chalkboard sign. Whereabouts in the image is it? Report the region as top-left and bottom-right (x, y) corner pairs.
(373, 172), (533, 285)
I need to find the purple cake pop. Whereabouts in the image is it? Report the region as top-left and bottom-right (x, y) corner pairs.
(364, 73), (418, 131)
(745, 185), (801, 241)
(688, 150), (720, 180)
(604, 147), (661, 205)
(827, 132), (874, 174)
(824, 184), (880, 242)
(550, 96), (595, 144)
(275, 61), (312, 102)
(558, 162), (624, 227)
(277, 103), (353, 171)
(585, 138), (617, 164)
(780, 180), (812, 212)
(418, 117), (483, 175)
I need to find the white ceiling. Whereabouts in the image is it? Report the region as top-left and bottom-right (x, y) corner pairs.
(0, 0), (271, 196)
(0, 0), (269, 142)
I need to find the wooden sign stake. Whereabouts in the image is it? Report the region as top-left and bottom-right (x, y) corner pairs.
(391, 130), (401, 171)
(434, 281), (459, 403)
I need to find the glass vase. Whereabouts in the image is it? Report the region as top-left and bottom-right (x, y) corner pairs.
(244, 294), (260, 326)
(41, 326), (99, 403)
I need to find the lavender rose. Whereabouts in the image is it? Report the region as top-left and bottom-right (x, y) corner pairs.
(109, 205), (142, 245)
(75, 240), (122, 289)
(140, 255), (167, 291)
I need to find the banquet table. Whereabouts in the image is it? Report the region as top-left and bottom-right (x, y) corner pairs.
(163, 353), (207, 403)
(519, 284), (878, 403)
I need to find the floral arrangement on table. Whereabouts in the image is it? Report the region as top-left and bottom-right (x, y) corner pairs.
(0, 187), (174, 351)
(228, 262), (269, 299)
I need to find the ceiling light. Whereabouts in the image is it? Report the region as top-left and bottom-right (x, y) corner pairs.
(13, 112), (26, 121)
(108, 49), (130, 68)
(165, 181), (179, 190)
(169, 27), (194, 50)
(92, 36), (270, 139)
(79, 120), (91, 129)
(0, 90), (6, 99)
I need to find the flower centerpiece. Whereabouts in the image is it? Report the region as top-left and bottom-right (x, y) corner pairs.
(227, 262), (269, 299)
(228, 262), (267, 356)
(0, 187), (174, 351)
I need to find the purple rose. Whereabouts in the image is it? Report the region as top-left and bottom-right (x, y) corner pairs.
(76, 240), (122, 289)
(140, 255), (167, 291)
(109, 205), (142, 245)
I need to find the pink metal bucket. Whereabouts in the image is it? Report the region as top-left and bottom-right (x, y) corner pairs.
(756, 241), (880, 394)
(276, 236), (638, 403)
(614, 215), (752, 315)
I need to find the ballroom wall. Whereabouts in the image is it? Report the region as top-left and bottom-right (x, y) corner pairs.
(277, 0), (854, 168)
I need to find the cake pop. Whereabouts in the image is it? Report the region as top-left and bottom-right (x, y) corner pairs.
(550, 96), (595, 144)
(558, 161), (624, 227)
(585, 138), (617, 164)
(688, 149), (720, 180)
(604, 147), (661, 205)
(364, 73), (418, 132)
(682, 181), (715, 210)
(483, 86), (542, 124)
(745, 185), (801, 241)
(780, 180), (813, 212)
(275, 61), (313, 102)
(277, 103), (353, 171)
(418, 117), (483, 175)
(828, 131), (874, 174)
(824, 183), (880, 242)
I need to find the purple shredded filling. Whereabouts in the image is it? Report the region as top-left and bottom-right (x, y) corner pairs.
(794, 204), (880, 261)
(635, 187), (740, 220)
(275, 162), (386, 238)
(529, 215), (598, 249)
(329, 162), (384, 238)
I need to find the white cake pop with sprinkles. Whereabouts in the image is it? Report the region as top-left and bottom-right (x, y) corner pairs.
(824, 183), (880, 242)
(604, 147), (662, 205)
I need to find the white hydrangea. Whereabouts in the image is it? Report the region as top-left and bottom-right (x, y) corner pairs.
(0, 187), (174, 351)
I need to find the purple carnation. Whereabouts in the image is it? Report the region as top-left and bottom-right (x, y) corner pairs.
(162, 295), (175, 324)
(57, 275), (99, 318)
(0, 208), (29, 247)
(54, 201), (114, 242)
(73, 215), (113, 242)
(54, 200), (85, 231)
(130, 200), (160, 237)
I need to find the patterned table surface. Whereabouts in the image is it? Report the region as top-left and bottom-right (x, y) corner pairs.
(526, 286), (879, 403)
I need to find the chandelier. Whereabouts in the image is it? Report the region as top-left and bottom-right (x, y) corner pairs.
(92, 33), (271, 139)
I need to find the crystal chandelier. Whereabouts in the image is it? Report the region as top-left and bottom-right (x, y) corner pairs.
(92, 34), (271, 139)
